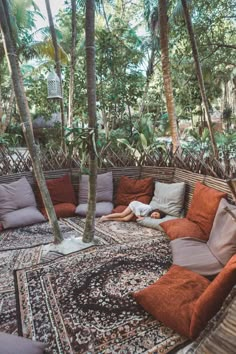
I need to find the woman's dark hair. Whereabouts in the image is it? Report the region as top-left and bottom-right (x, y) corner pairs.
(148, 208), (166, 219)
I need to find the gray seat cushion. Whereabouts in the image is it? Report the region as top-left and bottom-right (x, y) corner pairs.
(137, 214), (178, 231)
(171, 237), (224, 276)
(1, 206), (46, 229)
(207, 198), (236, 265)
(75, 202), (114, 217)
(0, 332), (46, 354)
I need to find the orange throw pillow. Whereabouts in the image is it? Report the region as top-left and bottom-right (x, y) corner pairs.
(132, 265), (210, 338)
(36, 175), (76, 208)
(186, 182), (226, 239)
(190, 254), (236, 339)
(160, 218), (206, 240)
(115, 176), (154, 206)
(41, 203), (76, 219)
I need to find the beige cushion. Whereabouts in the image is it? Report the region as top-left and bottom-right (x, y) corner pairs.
(171, 237), (224, 276)
(0, 332), (46, 354)
(150, 181), (186, 217)
(79, 172), (113, 204)
(0, 177), (36, 219)
(207, 198), (236, 265)
(1, 206), (46, 229)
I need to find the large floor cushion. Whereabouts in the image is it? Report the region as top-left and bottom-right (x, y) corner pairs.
(132, 265), (210, 338)
(171, 238), (224, 276)
(75, 202), (113, 217)
(150, 181), (185, 217)
(0, 332), (46, 354)
(133, 255), (236, 339)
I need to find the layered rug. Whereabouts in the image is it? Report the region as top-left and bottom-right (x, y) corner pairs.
(0, 217), (163, 251)
(15, 238), (187, 354)
(0, 246), (42, 334)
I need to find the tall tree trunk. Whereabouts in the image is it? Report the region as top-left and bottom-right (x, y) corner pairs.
(158, 0), (180, 152)
(0, 0), (63, 244)
(181, 0), (218, 158)
(83, 0), (98, 243)
(45, 0), (66, 150)
(0, 83), (14, 135)
(68, 0), (77, 135)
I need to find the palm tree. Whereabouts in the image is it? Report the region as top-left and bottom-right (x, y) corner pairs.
(83, 0), (98, 243)
(0, 0), (63, 244)
(45, 0), (66, 149)
(181, 0), (218, 158)
(68, 0), (77, 134)
(158, 0), (180, 152)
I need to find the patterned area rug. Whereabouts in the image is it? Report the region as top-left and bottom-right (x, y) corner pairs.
(0, 246), (42, 334)
(0, 217), (163, 251)
(15, 238), (187, 354)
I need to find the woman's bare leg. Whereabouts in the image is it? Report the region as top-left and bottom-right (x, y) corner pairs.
(100, 208), (133, 222)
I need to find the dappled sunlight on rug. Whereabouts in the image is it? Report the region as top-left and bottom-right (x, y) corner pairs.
(15, 238), (187, 354)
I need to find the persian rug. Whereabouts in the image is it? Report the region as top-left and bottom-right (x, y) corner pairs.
(0, 217), (164, 251)
(15, 238), (187, 354)
(0, 246), (42, 334)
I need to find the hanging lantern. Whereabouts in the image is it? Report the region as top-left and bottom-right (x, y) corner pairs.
(47, 71), (62, 99)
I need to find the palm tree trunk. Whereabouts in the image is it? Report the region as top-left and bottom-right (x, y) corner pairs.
(158, 0), (180, 152)
(0, 0), (63, 244)
(68, 0), (77, 135)
(83, 0), (97, 243)
(181, 0), (218, 158)
(45, 0), (66, 150)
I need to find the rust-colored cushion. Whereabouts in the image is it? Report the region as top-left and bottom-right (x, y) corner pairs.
(132, 265), (210, 338)
(186, 182), (226, 239)
(36, 175), (76, 208)
(112, 205), (137, 221)
(160, 218), (206, 240)
(41, 203), (76, 219)
(115, 176), (154, 207)
(190, 254), (236, 339)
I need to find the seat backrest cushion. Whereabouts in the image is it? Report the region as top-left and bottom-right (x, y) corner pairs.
(79, 172), (113, 204)
(150, 181), (186, 217)
(186, 182), (226, 239)
(207, 198), (236, 265)
(115, 176), (154, 206)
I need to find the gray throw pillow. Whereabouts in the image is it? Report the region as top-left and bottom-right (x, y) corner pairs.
(2, 206), (46, 229)
(150, 181), (186, 217)
(137, 214), (178, 231)
(75, 202), (113, 217)
(0, 177), (36, 219)
(171, 237), (223, 276)
(79, 172), (113, 204)
(0, 332), (46, 354)
(207, 198), (236, 265)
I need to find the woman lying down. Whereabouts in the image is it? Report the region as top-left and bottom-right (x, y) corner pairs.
(99, 201), (166, 222)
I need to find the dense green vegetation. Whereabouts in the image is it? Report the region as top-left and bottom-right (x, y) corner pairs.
(0, 0), (236, 157)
